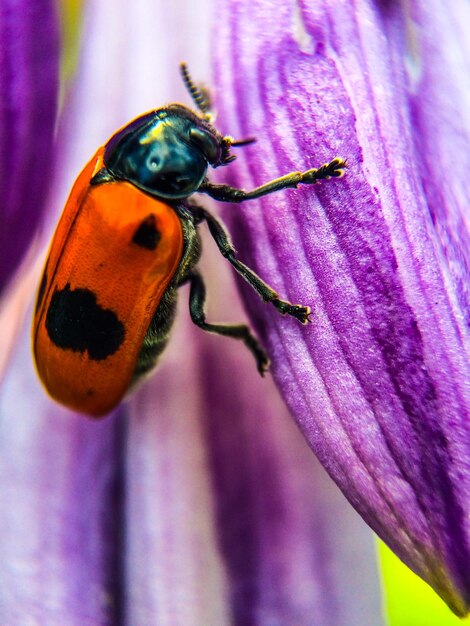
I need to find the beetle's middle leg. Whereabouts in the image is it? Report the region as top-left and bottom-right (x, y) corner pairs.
(191, 206), (310, 324)
(183, 270), (269, 375)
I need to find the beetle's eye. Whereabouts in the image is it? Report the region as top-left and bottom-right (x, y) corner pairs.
(189, 128), (220, 163)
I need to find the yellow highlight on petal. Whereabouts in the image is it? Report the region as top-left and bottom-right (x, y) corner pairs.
(378, 540), (469, 625)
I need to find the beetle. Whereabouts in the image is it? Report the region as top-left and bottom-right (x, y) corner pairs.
(32, 64), (346, 417)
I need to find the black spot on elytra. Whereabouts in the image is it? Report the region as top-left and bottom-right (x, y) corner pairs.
(45, 284), (125, 360)
(132, 214), (161, 250)
(35, 271), (48, 313)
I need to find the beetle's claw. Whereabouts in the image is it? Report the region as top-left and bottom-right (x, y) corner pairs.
(329, 157), (348, 177)
(257, 353), (271, 376)
(288, 304), (311, 324)
(271, 299), (311, 324)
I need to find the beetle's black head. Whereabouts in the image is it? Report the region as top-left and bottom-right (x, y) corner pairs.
(102, 104), (232, 200)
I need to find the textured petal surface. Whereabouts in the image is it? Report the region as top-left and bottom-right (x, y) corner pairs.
(214, 0), (470, 614)
(0, 0), (59, 292)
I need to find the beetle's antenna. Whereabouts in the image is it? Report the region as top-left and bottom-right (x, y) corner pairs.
(230, 137), (257, 147)
(220, 136), (257, 164)
(180, 62), (211, 118)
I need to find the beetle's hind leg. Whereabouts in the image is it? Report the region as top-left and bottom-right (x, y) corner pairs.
(191, 206), (310, 324)
(184, 270), (270, 375)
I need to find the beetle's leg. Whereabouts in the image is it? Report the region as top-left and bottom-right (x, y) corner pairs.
(184, 270), (270, 375)
(199, 157), (346, 202)
(191, 206), (310, 324)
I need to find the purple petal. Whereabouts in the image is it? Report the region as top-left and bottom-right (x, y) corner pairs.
(124, 318), (231, 626)
(214, 0), (470, 615)
(0, 0), (59, 292)
(200, 291), (384, 625)
(0, 316), (123, 625)
(405, 0), (470, 325)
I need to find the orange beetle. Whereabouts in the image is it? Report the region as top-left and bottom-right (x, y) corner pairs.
(33, 64), (346, 417)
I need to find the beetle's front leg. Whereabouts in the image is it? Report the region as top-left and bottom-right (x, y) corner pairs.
(198, 157), (346, 203)
(191, 205), (310, 324)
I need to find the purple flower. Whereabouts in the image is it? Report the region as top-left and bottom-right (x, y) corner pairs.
(0, 0), (383, 624)
(214, 0), (470, 616)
